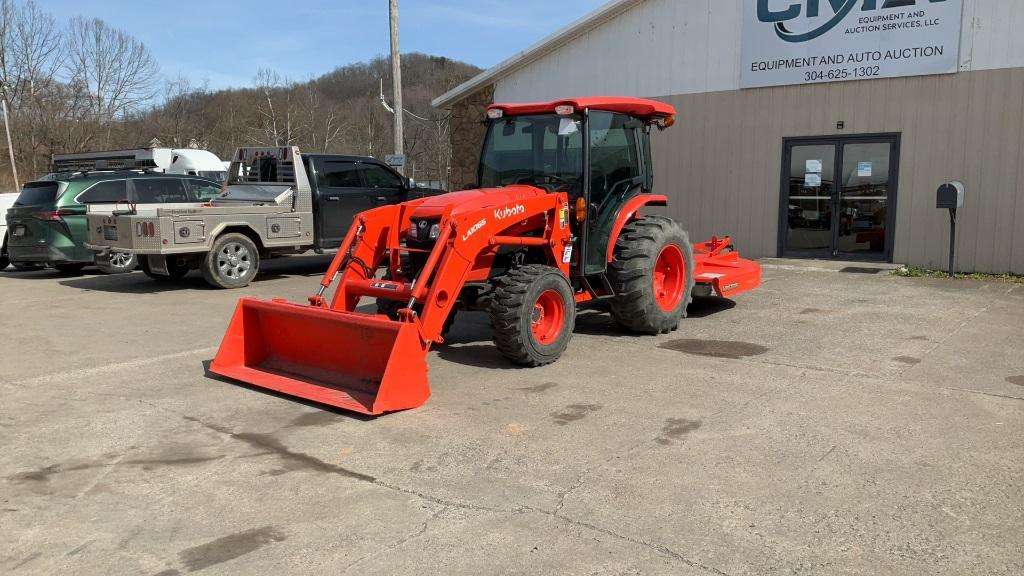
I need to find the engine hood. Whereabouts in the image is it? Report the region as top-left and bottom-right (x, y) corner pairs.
(408, 185), (547, 220)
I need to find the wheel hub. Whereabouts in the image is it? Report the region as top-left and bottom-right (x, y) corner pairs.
(531, 289), (565, 345)
(653, 244), (686, 312)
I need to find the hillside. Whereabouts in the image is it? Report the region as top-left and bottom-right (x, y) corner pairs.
(124, 53), (481, 185)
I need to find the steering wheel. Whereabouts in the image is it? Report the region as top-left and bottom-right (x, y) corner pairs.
(508, 171), (571, 191)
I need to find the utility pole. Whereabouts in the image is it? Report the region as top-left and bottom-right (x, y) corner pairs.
(0, 83), (19, 190)
(389, 0), (404, 175)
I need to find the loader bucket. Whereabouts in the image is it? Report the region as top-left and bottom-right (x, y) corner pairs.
(209, 298), (431, 415)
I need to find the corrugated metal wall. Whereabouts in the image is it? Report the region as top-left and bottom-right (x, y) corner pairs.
(651, 67), (1024, 273)
(494, 0), (1024, 103)
(455, 0), (1024, 272)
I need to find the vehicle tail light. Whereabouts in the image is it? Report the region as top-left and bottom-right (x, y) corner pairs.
(31, 209), (74, 221)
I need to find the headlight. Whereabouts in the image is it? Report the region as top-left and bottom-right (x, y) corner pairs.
(429, 223), (440, 240)
(409, 220), (417, 238)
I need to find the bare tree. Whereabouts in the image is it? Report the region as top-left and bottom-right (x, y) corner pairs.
(64, 16), (159, 139)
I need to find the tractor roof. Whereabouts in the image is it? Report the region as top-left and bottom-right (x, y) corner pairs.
(487, 97), (675, 121)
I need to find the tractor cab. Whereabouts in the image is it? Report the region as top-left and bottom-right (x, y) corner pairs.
(479, 98), (675, 275)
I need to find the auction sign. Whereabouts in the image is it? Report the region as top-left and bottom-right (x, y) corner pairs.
(741, 0), (964, 88)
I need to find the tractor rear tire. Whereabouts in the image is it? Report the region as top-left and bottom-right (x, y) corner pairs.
(489, 264), (575, 367)
(608, 215), (695, 335)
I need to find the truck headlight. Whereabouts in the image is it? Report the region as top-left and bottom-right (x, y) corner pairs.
(429, 223), (440, 240)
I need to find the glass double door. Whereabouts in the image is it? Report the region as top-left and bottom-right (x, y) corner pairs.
(781, 135), (899, 260)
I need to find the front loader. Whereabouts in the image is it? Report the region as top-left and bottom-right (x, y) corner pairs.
(210, 97), (761, 415)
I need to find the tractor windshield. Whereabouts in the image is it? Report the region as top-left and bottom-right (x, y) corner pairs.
(479, 114), (583, 193)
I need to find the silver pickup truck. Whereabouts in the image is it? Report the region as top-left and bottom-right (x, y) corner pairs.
(86, 146), (432, 288)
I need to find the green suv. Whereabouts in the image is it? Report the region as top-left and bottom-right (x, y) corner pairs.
(4, 172), (222, 274)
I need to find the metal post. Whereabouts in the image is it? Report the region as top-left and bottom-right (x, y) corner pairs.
(0, 85), (19, 191)
(948, 207), (957, 277)
(389, 0), (404, 175)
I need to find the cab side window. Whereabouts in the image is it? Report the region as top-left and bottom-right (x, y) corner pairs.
(133, 178), (191, 203)
(361, 164), (404, 189)
(77, 179), (128, 204)
(319, 161), (361, 188)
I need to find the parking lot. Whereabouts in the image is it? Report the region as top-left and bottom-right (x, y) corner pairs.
(1, 258), (1022, 575)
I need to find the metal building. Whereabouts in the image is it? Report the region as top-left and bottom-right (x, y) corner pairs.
(434, 0), (1024, 274)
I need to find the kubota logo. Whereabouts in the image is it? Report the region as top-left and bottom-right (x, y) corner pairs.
(757, 0), (946, 42)
(462, 219), (486, 241)
(494, 204), (525, 221)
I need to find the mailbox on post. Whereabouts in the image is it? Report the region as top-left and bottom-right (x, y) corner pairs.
(936, 181), (965, 210)
(936, 181), (965, 277)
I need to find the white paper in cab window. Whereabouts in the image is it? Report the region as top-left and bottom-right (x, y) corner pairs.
(804, 173), (822, 187)
(806, 159), (823, 173)
(857, 161), (873, 177)
(558, 118), (579, 136)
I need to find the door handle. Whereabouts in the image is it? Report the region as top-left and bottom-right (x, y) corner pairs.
(373, 196), (387, 205)
(326, 196), (340, 202)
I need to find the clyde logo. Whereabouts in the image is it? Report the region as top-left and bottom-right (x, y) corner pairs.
(757, 0), (947, 43)
(494, 204), (526, 221)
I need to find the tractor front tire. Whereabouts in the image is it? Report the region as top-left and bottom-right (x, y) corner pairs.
(489, 264), (575, 367)
(609, 215), (695, 335)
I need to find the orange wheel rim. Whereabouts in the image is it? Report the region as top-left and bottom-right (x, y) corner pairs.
(653, 244), (686, 312)
(531, 289), (565, 345)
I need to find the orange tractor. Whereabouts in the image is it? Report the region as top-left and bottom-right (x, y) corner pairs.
(210, 97), (760, 415)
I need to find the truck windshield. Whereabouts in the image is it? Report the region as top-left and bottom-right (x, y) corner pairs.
(198, 170), (227, 183)
(479, 114), (583, 193)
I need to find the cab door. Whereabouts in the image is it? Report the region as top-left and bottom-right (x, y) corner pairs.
(312, 158), (365, 249)
(583, 111), (646, 275)
(358, 162), (408, 209)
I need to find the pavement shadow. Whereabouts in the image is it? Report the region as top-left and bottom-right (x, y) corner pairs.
(56, 254), (336, 294)
(200, 359), (377, 421)
(59, 272), (214, 294)
(686, 296), (737, 318)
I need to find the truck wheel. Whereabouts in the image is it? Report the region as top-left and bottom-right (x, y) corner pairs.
(489, 264), (575, 367)
(140, 256), (190, 281)
(0, 235), (8, 270)
(202, 233), (259, 289)
(12, 262), (43, 271)
(95, 252), (137, 274)
(608, 215), (695, 335)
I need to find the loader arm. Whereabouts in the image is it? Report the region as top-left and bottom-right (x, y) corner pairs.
(210, 188), (572, 415)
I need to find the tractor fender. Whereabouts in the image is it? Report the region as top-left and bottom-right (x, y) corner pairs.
(605, 194), (668, 262)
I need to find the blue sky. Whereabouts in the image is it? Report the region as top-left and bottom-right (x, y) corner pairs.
(37, 0), (608, 90)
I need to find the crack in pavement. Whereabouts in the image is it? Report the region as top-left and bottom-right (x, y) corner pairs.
(530, 506), (730, 575)
(339, 506), (449, 575)
(181, 414), (510, 515)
